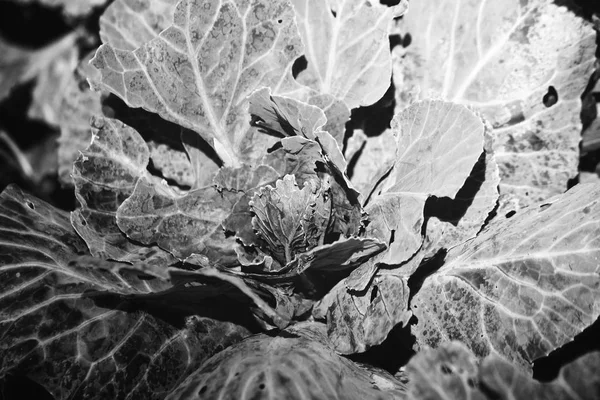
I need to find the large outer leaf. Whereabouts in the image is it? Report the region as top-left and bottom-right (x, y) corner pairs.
(165, 322), (406, 400)
(116, 177), (238, 265)
(100, 0), (178, 50)
(393, 0), (597, 210)
(290, 0), (406, 108)
(71, 117), (175, 266)
(366, 100), (484, 265)
(0, 185), (250, 399)
(407, 342), (600, 400)
(411, 183), (600, 371)
(91, 0), (303, 167)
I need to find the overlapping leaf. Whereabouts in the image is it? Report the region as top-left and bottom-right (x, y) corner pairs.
(324, 268), (411, 354)
(366, 100), (484, 265)
(0, 185), (251, 400)
(393, 0), (597, 211)
(71, 116), (175, 266)
(407, 342), (600, 400)
(422, 138), (500, 258)
(91, 0), (304, 166)
(412, 183), (600, 370)
(116, 177), (238, 265)
(290, 0), (407, 108)
(165, 322), (406, 400)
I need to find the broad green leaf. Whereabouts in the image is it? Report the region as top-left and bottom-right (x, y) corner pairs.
(0, 185), (250, 399)
(366, 100), (484, 265)
(100, 0), (178, 50)
(91, 0), (304, 167)
(290, 0), (407, 108)
(407, 342), (600, 400)
(393, 0), (597, 211)
(116, 177), (237, 265)
(250, 174), (328, 265)
(71, 116), (175, 266)
(165, 322), (406, 400)
(325, 269), (411, 354)
(412, 183), (600, 370)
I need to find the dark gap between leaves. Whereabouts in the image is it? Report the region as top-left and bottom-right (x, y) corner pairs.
(533, 316), (600, 381)
(346, 322), (416, 374)
(406, 249), (447, 305)
(348, 78), (396, 137)
(423, 151), (487, 225)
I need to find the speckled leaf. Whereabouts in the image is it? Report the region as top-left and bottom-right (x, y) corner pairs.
(0, 185), (250, 400)
(325, 268), (411, 354)
(71, 117), (175, 267)
(214, 163), (280, 193)
(250, 174), (328, 266)
(148, 141), (197, 187)
(100, 0), (178, 50)
(91, 0), (303, 167)
(116, 177), (237, 265)
(407, 342), (600, 400)
(392, 0), (597, 212)
(411, 183), (600, 371)
(290, 0), (406, 108)
(55, 56), (104, 186)
(165, 322), (406, 400)
(366, 100), (484, 265)
(8, 0), (107, 16)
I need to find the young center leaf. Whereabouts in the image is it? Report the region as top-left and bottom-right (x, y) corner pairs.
(165, 322), (406, 400)
(250, 174), (328, 266)
(366, 99), (484, 266)
(0, 185), (251, 400)
(91, 0), (304, 167)
(411, 183), (600, 371)
(393, 0), (597, 212)
(71, 116), (175, 267)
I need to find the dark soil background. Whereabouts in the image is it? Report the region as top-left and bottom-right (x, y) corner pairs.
(1, 1), (600, 399)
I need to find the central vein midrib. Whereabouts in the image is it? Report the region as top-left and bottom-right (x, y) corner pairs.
(184, 1), (239, 166)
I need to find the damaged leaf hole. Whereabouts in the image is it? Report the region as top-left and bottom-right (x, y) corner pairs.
(25, 200), (34, 210)
(370, 284), (379, 303)
(543, 86), (558, 107)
